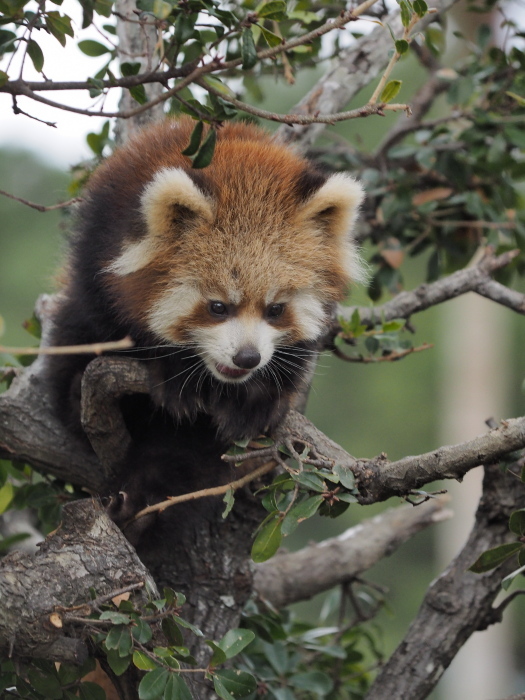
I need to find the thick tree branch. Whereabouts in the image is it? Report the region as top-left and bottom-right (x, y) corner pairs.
(365, 464), (525, 699)
(254, 497), (452, 608)
(0, 499), (156, 663)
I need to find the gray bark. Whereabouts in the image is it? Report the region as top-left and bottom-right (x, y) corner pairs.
(365, 464), (525, 699)
(0, 499), (155, 663)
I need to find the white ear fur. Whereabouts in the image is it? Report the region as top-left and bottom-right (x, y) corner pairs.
(301, 173), (364, 238)
(141, 167), (214, 237)
(106, 168), (213, 276)
(302, 173), (367, 283)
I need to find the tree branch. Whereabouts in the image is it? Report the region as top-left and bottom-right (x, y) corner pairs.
(0, 499), (156, 663)
(364, 463), (525, 699)
(254, 497), (452, 608)
(335, 250), (525, 335)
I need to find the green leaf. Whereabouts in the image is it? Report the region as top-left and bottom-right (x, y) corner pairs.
(164, 674), (192, 700)
(162, 617), (184, 646)
(259, 25), (282, 48)
(282, 495), (324, 536)
(251, 516), (282, 563)
(469, 542), (523, 573)
(217, 628), (255, 659)
(213, 670), (257, 700)
(332, 464), (355, 490)
(241, 27), (257, 70)
(292, 471), (325, 492)
(105, 648), (131, 676)
(78, 682), (107, 700)
(99, 611), (131, 625)
(399, 0), (411, 27)
(129, 84), (148, 105)
(132, 616), (153, 645)
(27, 39), (44, 72)
(206, 640), (228, 666)
(509, 509), (525, 536)
(45, 11), (74, 46)
(257, 0), (287, 20)
(192, 128), (216, 169)
(222, 487), (235, 519)
(94, 0), (113, 16)
(133, 650), (158, 671)
(78, 0), (94, 28)
(413, 0), (427, 16)
(174, 616), (203, 637)
(120, 61), (141, 76)
(395, 39), (409, 55)
(151, 0), (172, 19)
(0, 482), (13, 515)
(501, 563), (525, 591)
(0, 70), (8, 87)
(174, 12), (197, 42)
(380, 80), (402, 103)
(138, 667), (169, 700)
(78, 39), (111, 56)
(27, 669), (62, 699)
(181, 120), (204, 156)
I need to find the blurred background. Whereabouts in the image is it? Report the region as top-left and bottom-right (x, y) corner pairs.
(1, 3), (525, 697)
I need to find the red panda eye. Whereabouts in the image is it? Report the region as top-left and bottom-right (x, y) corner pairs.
(209, 301), (228, 317)
(267, 303), (285, 319)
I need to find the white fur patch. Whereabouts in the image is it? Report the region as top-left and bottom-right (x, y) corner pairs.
(191, 317), (283, 383)
(146, 283), (201, 340)
(289, 291), (327, 341)
(141, 167), (214, 233)
(105, 238), (158, 276)
(106, 168), (214, 277)
(302, 173), (366, 282)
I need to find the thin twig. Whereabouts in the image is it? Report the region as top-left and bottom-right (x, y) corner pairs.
(0, 189), (81, 212)
(132, 460), (277, 522)
(333, 342), (434, 363)
(0, 337), (134, 356)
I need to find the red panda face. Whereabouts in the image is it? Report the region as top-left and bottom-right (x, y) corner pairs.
(101, 121), (365, 384)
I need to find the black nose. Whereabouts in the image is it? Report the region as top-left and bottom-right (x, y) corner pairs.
(232, 346), (261, 369)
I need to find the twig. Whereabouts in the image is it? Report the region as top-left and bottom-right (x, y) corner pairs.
(333, 342), (433, 363)
(368, 11), (422, 105)
(0, 189), (81, 212)
(131, 460), (277, 522)
(198, 78), (409, 124)
(0, 337), (134, 356)
(336, 249), (524, 335)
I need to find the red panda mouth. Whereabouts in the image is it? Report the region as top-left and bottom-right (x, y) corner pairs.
(215, 363), (252, 379)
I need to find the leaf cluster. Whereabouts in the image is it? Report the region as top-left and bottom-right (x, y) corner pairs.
(239, 594), (384, 699)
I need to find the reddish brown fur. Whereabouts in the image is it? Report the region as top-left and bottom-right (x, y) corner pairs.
(92, 117), (352, 343)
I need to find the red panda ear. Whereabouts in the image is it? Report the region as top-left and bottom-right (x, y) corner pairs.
(105, 168), (214, 277)
(300, 173), (364, 241)
(141, 167), (214, 239)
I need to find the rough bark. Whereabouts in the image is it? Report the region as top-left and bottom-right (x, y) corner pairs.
(114, 0), (166, 144)
(0, 499), (155, 663)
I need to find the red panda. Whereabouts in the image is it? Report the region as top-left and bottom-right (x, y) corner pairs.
(47, 117), (364, 529)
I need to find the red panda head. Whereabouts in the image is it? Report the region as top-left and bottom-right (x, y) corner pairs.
(102, 120), (364, 384)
